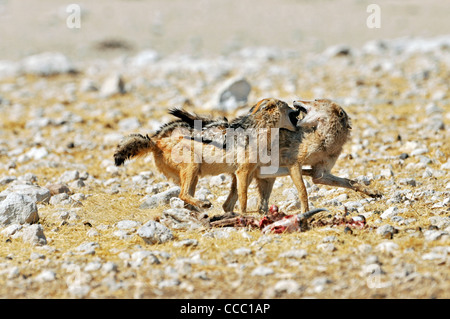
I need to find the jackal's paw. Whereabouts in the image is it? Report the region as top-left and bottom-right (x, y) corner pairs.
(222, 201), (235, 213)
(200, 200), (212, 209)
(367, 189), (383, 198)
(184, 203), (200, 212)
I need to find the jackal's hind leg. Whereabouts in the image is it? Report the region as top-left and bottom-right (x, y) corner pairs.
(222, 174), (238, 212)
(256, 177), (275, 214)
(289, 163), (309, 214)
(312, 171), (382, 198)
(179, 166), (211, 209)
(236, 165), (257, 214)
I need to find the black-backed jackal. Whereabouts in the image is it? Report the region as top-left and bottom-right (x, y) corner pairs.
(114, 98), (298, 214)
(173, 99), (382, 214)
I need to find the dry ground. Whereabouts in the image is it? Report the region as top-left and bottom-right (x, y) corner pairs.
(0, 0), (449, 300)
(0, 53), (449, 298)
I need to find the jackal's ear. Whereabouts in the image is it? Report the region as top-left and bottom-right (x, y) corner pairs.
(337, 108), (351, 129)
(253, 98), (276, 114)
(346, 117), (352, 130)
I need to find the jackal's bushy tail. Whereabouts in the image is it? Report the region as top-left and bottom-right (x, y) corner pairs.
(168, 108), (199, 126)
(114, 134), (155, 166)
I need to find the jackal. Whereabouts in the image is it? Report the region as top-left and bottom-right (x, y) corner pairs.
(113, 98), (298, 214)
(253, 98), (382, 213)
(177, 99), (382, 213)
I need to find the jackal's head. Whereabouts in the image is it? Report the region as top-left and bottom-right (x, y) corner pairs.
(294, 99), (352, 131)
(249, 98), (297, 131)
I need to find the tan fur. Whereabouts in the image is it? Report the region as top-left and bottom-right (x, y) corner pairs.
(114, 98), (297, 214)
(226, 99), (382, 213)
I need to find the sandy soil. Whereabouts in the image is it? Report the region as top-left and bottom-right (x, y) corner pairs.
(0, 0), (449, 302)
(1, 0), (450, 60)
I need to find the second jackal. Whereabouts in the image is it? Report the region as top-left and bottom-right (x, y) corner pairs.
(114, 98), (298, 214)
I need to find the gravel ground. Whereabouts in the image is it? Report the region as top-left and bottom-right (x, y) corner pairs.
(0, 1), (449, 300)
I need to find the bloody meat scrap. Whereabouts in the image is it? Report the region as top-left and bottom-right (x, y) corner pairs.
(210, 205), (368, 234)
(210, 205), (330, 234)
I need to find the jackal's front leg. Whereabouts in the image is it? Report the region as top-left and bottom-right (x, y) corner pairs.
(179, 166), (211, 209)
(222, 174), (238, 212)
(256, 177), (275, 214)
(289, 163), (309, 214)
(236, 164), (256, 214)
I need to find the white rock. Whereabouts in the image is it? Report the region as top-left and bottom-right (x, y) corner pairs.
(75, 242), (99, 255)
(84, 261), (102, 272)
(233, 247), (252, 256)
(398, 178), (416, 187)
(140, 186), (181, 209)
(49, 193), (81, 207)
(411, 148), (429, 156)
(21, 52), (74, 76)
(0, 193), (39, 226)
(380, 206), (398, 220)
(25, 147), (49, 160)
(173, 239), (199, 248)
(311, 276), (332, 293)
(101, 262), (118, 274)
(375, 241), (399, 253)
(440, 160), (450, 170)
(131, 250), (160, 265)
(429, 216), (450, 229)
(421, 252), (446, 261)
(160, 208), (206, 230)
(170, 197), (185, 209)
(423, 230), (449, 241)
(358, 244), (372, 254)
(246, 195), (259, 211)
(113, 229), (131, 240)
(18, 224), (47, 246)
(209, 174), (227, 187)
(272, 279), (301, 295)
(202, 229), (232, 239)
(0, 60), (20, 79)
(282, 187), (298, 201)
(35, 270), (56, 282)
(69, 179), (85, 189)
(118, 117), (141, 131)
(158, 279), (181, 289)
(317, 243), (337, 252)
(217, 77), (251, 111)
(115, 220), (141, 230)
(103, 132), (124, 144)
(137, 220), (173, 244)
(251, 266), (274, 276)
(278, 249), (308, 259)
(0, 176), (17, 185)
(79, 78), (98, 92)
(322, 44), (352, 58)
(0, 184), (51, 204)
(7, 266), (20, 279)
(376, 224), (395, 237)
(66, 270), (92, 297)
(380, 168), (394, 178)
(59, 170), (80, 183)
(100, 73), (125, 98)
(0, 223), (22, 237)
(129, 49), (160, 67)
